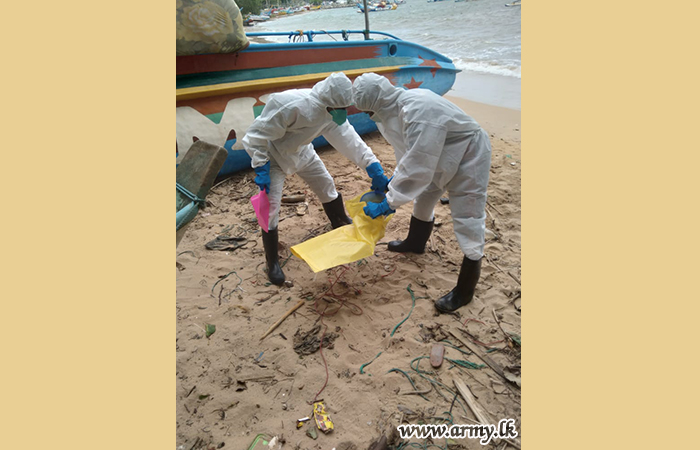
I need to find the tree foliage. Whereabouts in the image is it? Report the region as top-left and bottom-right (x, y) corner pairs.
(236, 0), (263, 15)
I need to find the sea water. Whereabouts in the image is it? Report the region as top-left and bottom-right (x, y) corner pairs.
(252, 0), (521, 109)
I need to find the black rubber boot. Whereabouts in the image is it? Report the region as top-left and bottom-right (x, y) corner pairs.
(434, 257), (481, 313)
(388, 215), (434, 253)
(261, 227), (285, 286)
(322, 193), (352, 229)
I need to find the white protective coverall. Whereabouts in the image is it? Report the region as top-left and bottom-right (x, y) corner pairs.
(242, 73), (380, 229)
(352, 73), (492, 261)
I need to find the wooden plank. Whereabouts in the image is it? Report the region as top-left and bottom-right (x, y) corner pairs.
(453, 377), (493, 426)
(176, 140), (227, 247)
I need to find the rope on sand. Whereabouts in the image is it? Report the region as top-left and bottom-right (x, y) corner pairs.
(391, 284), (425, 336)
(360, 351), (383, 374)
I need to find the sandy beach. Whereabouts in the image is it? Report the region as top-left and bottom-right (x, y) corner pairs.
(176, 81), (521, 449)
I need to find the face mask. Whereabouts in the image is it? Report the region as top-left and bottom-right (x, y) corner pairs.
(329, 108), (348, 126)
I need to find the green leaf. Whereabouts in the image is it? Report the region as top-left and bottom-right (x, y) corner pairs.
(198, 394), (210, 400)
(205, 324), (216, 338)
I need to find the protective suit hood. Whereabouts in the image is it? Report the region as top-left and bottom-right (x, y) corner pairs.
(352, 73), (404, 116)
(311, 72), (353, 108)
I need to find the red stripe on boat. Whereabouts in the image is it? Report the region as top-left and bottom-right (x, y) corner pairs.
(177, 46), (382, 75)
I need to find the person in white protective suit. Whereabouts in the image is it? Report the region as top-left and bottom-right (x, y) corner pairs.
(352, 73), (492, 313)
(242, 72), (390, 286)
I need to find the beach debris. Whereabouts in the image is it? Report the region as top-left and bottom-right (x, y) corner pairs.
(293, 325), (338, 356)
(284, 280), (294, 288)
(205, 235), (248, 251)
(396, 404), (417, 416)
(503, 364), (521, 387)
(367, 435), (388, 450)
(390, 285), (420, 337)
(449, 330), (513, 384)
(337, 442), (358, 450)
(312, 400), (334, 433)
(281, 194), (306, 203)
(439, 197), (450, 204)
(491, 380), (508, 395)
(254, 351), (265, 363)
(398, 385), (432, 396)
(266, 436), (283, 450)
(235, 380), (247, 392)
(492, 308), (520, 348)
(419, 323), (448, 343)
(205, 324), (216, 338)
(430, 344), (445, 368)
(359, 351), (383, 375)
(260, 299), (305, 341)
(247, 434), (274, 449)
(296, 417), (311, 429)
(446, 358), (485, 370)
(452, 377), (497, 436)
(306, 424), (318, 440)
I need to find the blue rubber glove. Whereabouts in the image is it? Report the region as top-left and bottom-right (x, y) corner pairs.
(363, 198), (395, 219)
(254, 161), (271, 193)
(366, 161), (390, 192)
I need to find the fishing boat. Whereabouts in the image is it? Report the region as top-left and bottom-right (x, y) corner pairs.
(357, 2), (398, 13)
(176, 30), (459, 178)
(247, 14), (270, 22)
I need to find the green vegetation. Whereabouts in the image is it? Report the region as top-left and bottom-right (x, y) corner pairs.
(237, 0), (263, 15)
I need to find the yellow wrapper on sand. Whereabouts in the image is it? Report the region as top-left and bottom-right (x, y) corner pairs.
(312, 400), (334, 433)
(291, 191), (393, 272)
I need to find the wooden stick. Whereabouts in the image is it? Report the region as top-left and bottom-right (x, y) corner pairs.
(453, 377), (493, 426)
(398, 385), (432, 395)
(486, 201), (503, 215)
(260, 300), (305, 340)
(448, 330), (510, 385)
(492, 308), (516, 345)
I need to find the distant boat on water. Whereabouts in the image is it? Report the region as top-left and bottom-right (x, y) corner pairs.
(357, 2), (398, 13)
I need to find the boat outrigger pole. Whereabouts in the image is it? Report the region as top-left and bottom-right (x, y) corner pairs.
(363, 0), (370, 40)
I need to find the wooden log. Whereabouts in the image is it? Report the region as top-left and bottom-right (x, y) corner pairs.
(260, 300), (305, 340)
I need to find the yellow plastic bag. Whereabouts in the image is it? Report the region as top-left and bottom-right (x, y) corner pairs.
(291, 191), (393, 273)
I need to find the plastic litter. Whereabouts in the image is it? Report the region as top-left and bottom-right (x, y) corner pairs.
(291, 191), (393, 272)
(250, 189), (270, 232)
